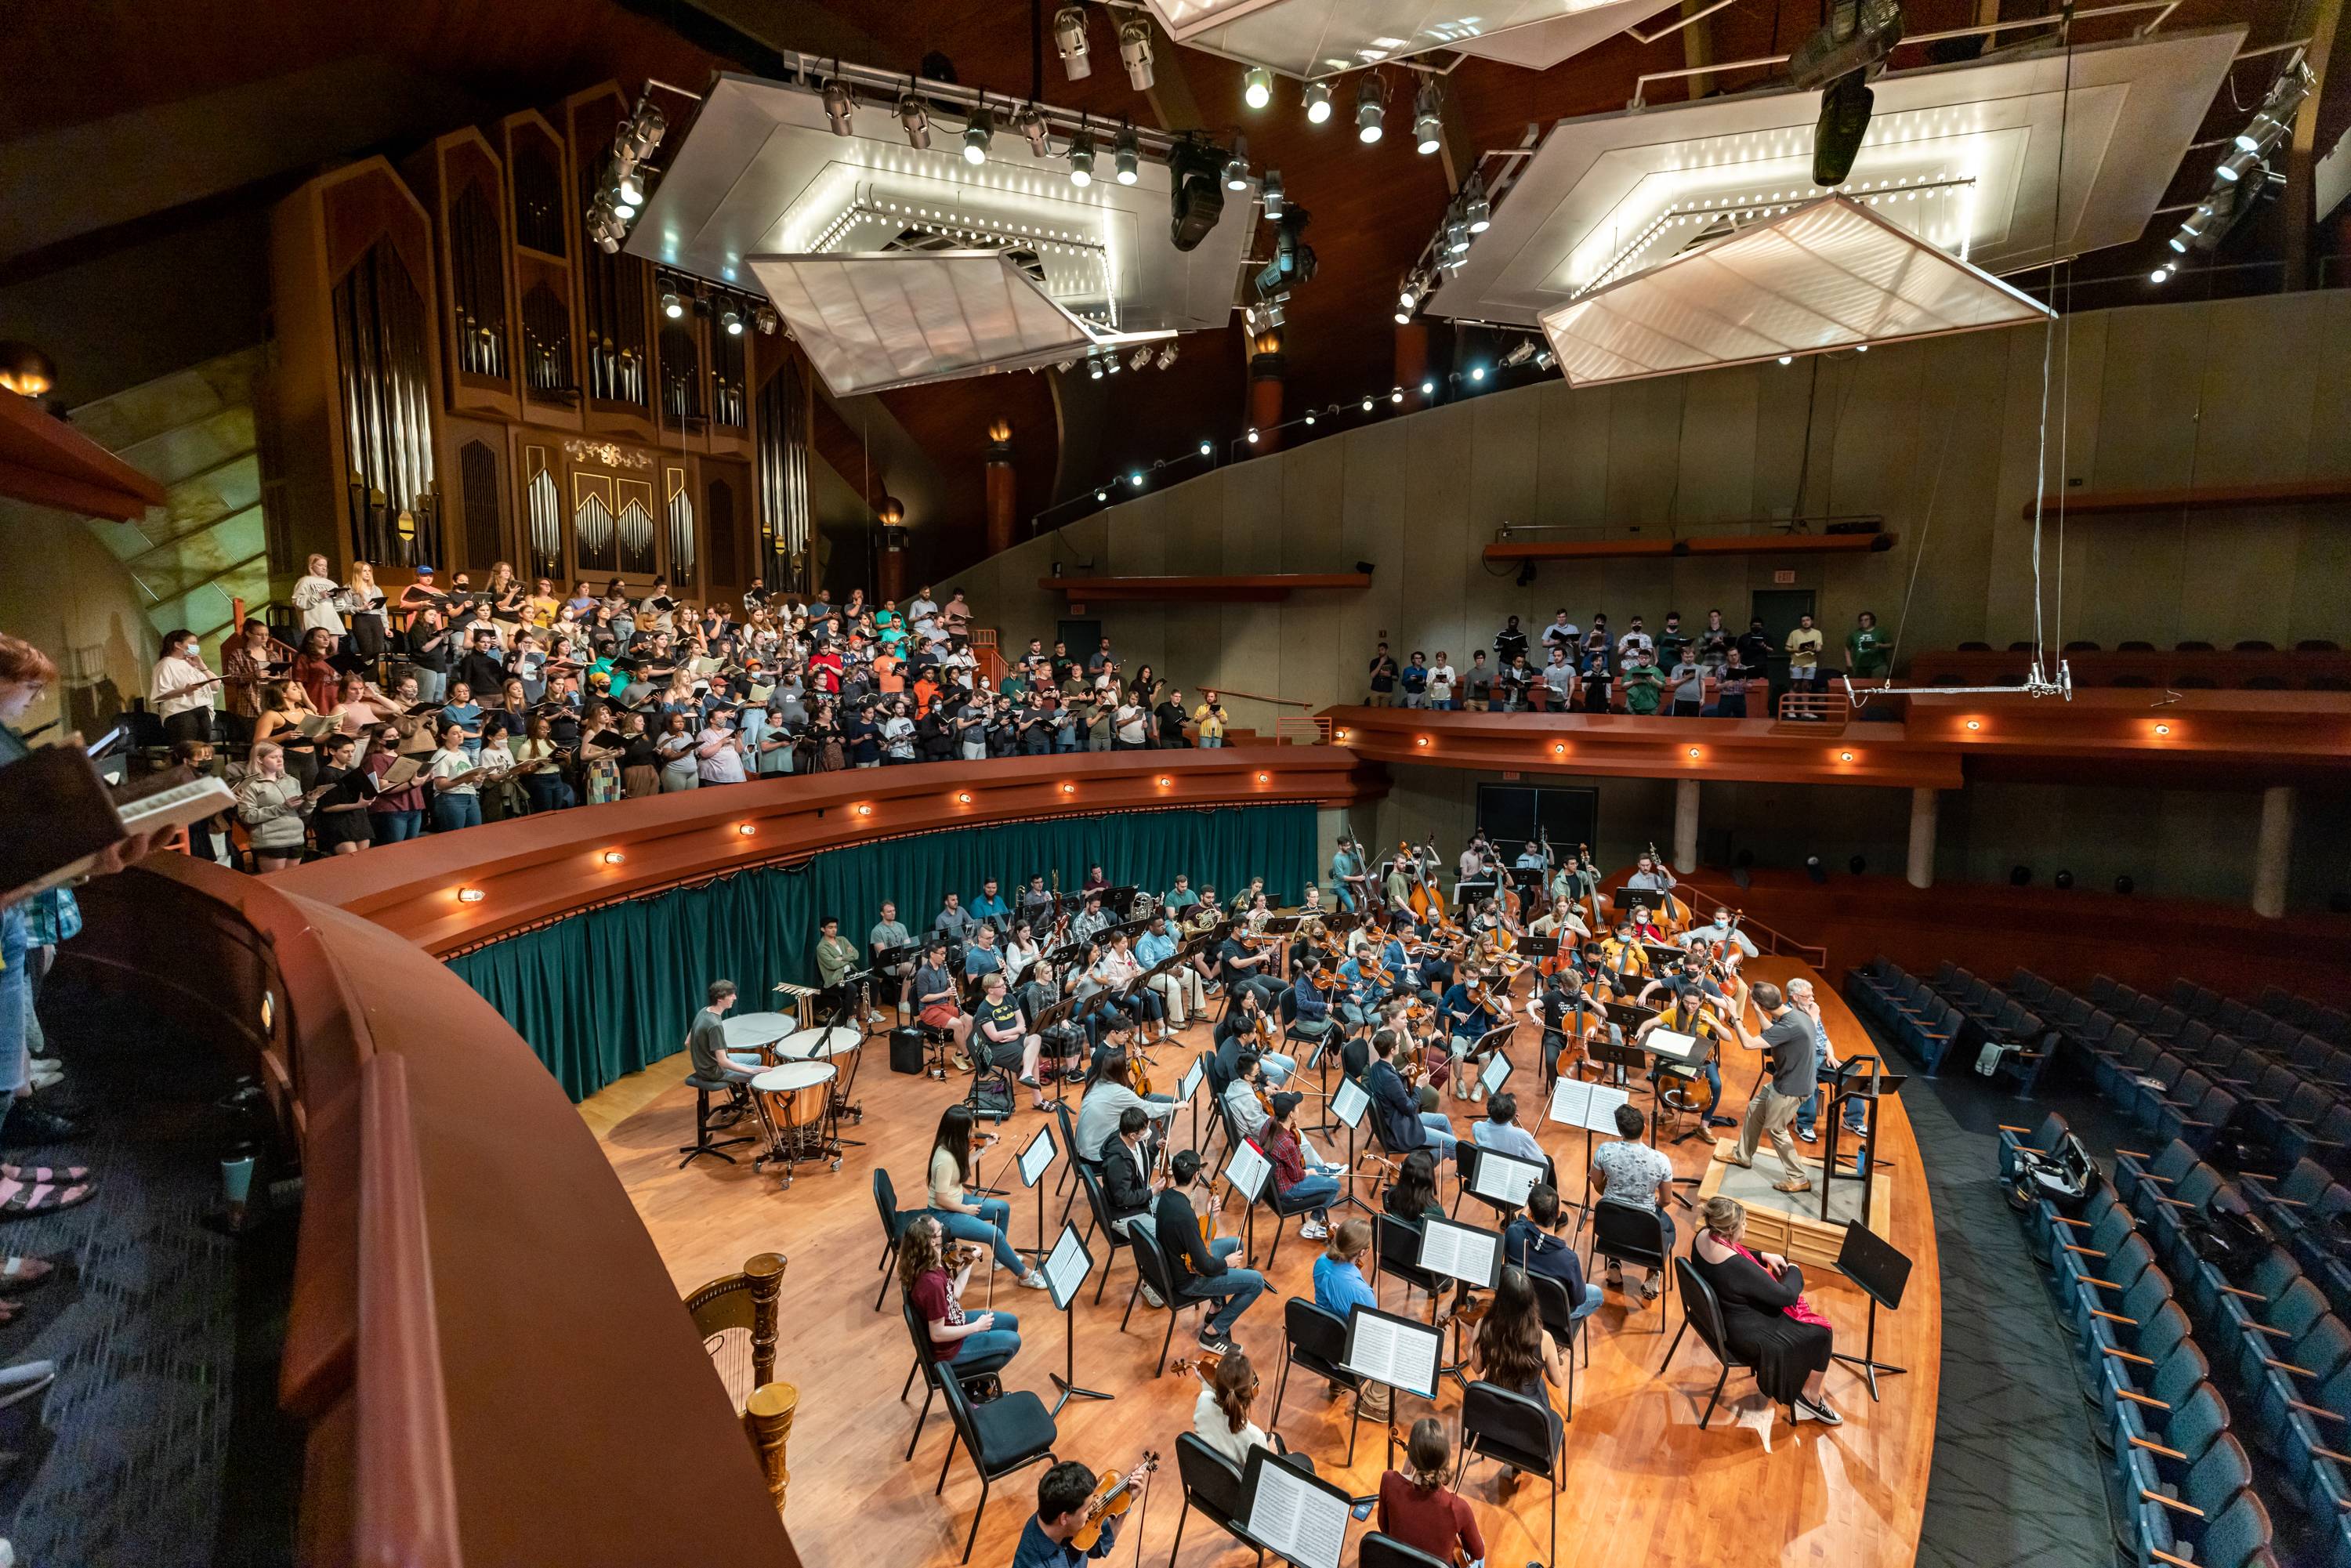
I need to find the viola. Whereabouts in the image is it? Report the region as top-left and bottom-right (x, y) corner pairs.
(1167, 1349), (1223, 1381)
(1067, 1452), (1160, 1551)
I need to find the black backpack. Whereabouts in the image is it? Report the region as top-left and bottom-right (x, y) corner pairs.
(2006, 1132), (2096, 1213)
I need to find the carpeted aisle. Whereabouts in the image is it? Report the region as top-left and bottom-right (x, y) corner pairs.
(1879, 1026), (2120, 1568)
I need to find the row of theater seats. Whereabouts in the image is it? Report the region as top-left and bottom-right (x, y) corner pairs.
(1844, 958), (2056, 1092)
(2004, 1112), (2350, 1568)
(2046, 975), (2351, 1166)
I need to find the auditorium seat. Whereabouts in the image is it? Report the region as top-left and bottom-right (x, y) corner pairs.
(2234, 640), (2277, 652)
(2178, 640), (2218, 652)
(2064, 640), (2102, 652)
(2119, 640), (2159, 651)
(2298, 640), (2342, 652)
(1958, 640), (1994, 651)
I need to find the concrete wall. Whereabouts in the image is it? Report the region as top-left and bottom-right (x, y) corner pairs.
(958, 290), (2351, 711)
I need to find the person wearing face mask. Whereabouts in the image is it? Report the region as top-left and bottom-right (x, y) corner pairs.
(1683, 907), (1758, 961)
(150, 629), (224, 748)
(236, 741), (316, 873)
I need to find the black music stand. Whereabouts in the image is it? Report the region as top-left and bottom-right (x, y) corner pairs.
(1830, 1220), (1911, 1401)
(1546, 1076), (1632, 1229)
(1030, 996), (1085, 1108)
(1016, 1124), (1059, 1263)
(1415, 1216), (1505, 1392)
(1325, 1077), (1377, 1218)
(1819, 1057), (1905, 1227)
(1042, 1221), (1114, 1416)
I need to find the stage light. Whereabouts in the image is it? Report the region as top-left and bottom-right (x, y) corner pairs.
(1088, 357), (1104, 380)
(1128, 471), (1145, 486)
(1256, 772), (1271, 783)
(2150, 266), (2172, 284)
(1168, 136), (1228, 248)
(720, 305), (743, 336)
(616, 168), (645, 207)
(1413, 80), (1442, 155)
(1054, 5), (1092, 79)
(1356, 75), (1386, 143)
(1361, 396), (1375, 412)
(1303, 411), (1316, 425)
(755, 306), (778, 336)
(2055, 869), (2075, 889)
(1399, 280), (1419, 313)
(1303, 80), (1333, 124)
(602, 850), (625, 864)
(1225, 136), (1252, 192)
(1114, 125), (1140, 184)
(1199, 440), (1213, 456)
(2238, 110), (2288, 154)
(963, 104), (994, 165)
(0, 342), (57, 398)
(1552, 742), (1566, 755)
(1420, 378), (1434, 394)
(1068, 127), (1096, 185)
(1806, 856), (1827, 884)
(1469, 366), (1485, 382)
(823, 79), (855, 136)
(1129, 344), (1154, 371)
(1096, 489), (1107, 501)
(1777, 355), (1793, 364)
(1016, 103), (1052, 158)
(661, 289), (683, 319)
(1416, 735), (1429, 747)
(1262, 168), (1285, 218)
(1244, 66), (1273, 110)
(1463, 175), (1491, 233)
(457, 885), (486, 902)
(1810, 68), (1875, 187)
(1389, 388), (1403, 404)
(1335, 730), (1350, 742)
(1119, 19), (1155, 90)
(1246, 427), (1259, 444)
(1445, 220), (1469, 255)
(737, 823), (757, 836)
(2217, 148), (2259, 183)
(1156, 343), (1177, 372)
(899, 92), (932, 149)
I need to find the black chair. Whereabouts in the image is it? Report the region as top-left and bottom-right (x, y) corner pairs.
(1375, 1212), (1446, 1320)
(1052, 1099), (1096, 1229)
(1073, 1160), (1133, 1304)
(1255, 1154), (1327, 1272)
(677, 1072), (754, 1167)
(1271, 1297), (1367, 1465)
(935, 1366), (1059, 1563)
(1660, 1255), (1791, 1429)
(1121, 1222), (1202, 1374)
(1587, 1199), (1673, 1323)
(897, 1293), (1002, 1460)
(1526, 1270), (1585, 1419)
(1360, 1534), (1452, 1568)
(874, 1167), (914, 1312)
(1169, 1433), (1266, 1567)
(1454, 1380), (1562, 1566)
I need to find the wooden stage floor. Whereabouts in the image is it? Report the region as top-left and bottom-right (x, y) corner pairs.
(586, 958), (1940, 1568)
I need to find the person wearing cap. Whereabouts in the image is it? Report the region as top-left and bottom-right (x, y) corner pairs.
(1261, 1091), (1344, 1239)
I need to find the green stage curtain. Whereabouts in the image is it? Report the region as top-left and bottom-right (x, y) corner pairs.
(448, 805), (1316, 1101)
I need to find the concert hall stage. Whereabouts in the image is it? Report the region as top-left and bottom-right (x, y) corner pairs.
(587, 956), (1940, 1568)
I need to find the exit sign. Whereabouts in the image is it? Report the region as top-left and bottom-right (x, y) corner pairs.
(1502, 771), (1520, 781)
(1772, 570), (1796, 585)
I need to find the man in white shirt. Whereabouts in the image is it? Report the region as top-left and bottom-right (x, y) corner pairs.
(1616, 616), (1654, 666)
(1470, 1092), (1548, 1166)
(1539, 610), (1579, 654)
(1540, 648), (1575, 710)
(1425, 654), (1457, 712)
(1113, 700), (1149, 749)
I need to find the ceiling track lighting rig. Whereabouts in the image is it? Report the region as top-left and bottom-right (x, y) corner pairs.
(2151, 53), (2309, 285)
(1393, 131), (1539, 328)
(585, 81), (699, 254)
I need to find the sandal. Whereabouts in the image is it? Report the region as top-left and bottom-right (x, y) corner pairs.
(0, 1165), (86, 1186)
(0, 1179), (92, 1219)
(0, 1257), (53, 1291)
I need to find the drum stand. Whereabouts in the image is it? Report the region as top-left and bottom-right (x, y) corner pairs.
(752, 1088), (842, 1190)
(814, 987), (868, 1151)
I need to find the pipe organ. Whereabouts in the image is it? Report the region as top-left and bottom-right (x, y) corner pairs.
(266, 83), (813, 604)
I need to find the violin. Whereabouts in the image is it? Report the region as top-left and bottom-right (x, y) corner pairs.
(1168, 1349), (1224, 1381)
(1067, 1452), (1161, 1551)
(944, 1240), (988, 1273)
(1433, 1290), (1494, 1331)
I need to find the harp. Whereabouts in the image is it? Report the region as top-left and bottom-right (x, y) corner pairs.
(683, 1251), (797, 1515)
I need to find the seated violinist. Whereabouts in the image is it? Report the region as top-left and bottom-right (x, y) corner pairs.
(1013, 1461), (1129, 1568)
(1212, 990), (1297, 1088)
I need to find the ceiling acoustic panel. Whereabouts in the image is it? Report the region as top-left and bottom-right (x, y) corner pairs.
(1145, 0), (1683, 77)
(1537, 194), (2052, 385)
(1430, 27), (2245, 328)
(745, 251), (1168, 397)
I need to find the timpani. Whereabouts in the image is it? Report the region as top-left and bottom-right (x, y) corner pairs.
(750, 1062), (838, 1188)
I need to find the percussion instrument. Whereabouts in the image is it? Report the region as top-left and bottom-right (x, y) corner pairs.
(770, 980), (823, 1032)
(723, 1012), (801, 1053)
(749, 1062), (840, 1188)
(778, 1026), (864, 1061)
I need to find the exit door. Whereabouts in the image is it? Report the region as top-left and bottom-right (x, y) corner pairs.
(1748, 588), (1816, 686)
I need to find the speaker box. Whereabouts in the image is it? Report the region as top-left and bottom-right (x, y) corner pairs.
(889, 1026), (926, 1076)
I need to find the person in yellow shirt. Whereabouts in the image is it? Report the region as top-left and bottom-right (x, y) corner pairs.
(1784, 614), (1825, 695)
(1193, 690), (1228, 748)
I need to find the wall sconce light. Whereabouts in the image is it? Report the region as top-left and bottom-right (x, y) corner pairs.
(857, 803), (874, 817)
(457, 886), (486, 903)
(1552, 742), (1566, 755)
(1965, 719), (1982, 731)
(1686, 747), (1701, 759)
(1335, 729), (1349, 741)
(1062, 782), (1078, 794)
(1157, 777), (1172, 787)
(956, 791), (973, 804)
(1256, 772), (1270, 784)
(601, 850), (625, 865)
(1415, 736), (1430, 748)
(2154, 722), (2172, 737)
(1838, 751), (1855, 762)
(737, 824), (757, 836)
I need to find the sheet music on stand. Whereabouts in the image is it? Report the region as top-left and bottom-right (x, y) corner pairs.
(1415, 1216), (1503, 1290)
(1178, 1059), (1204, 1110)
(1020, 1126), (1058, 1188)
(1469, 1146), (1545, 1210)
(1042, 1222), (1094, 1312)
(1329, 1077), (1369, 1129)
(1341, 1306), (1443, 1401)
(1226, 1138), (1273, 1203)
(1644, 1027), (1704, 1072)
(1241, 1447), (1353, 1568)
(1549, 1077), (1633, 1133)
(1478, 1049), (1512, 1099)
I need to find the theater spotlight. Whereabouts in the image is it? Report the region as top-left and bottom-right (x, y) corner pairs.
(1167, 135), (1227, 251)
(1812, 70), (1875, 187)
(1413, 79), (1443, 155)
(1302, 80), (1333, 124)
(1068, 126), (1097, 186)
(1016, 103), (1052, 158)
(1463, 174), (1491, 233)
(822, 78), (855, 136)
(1114, 125), (1140, 184)
(962, 103), (994, 165)
(899, 92), (932, 150)
(1225, 136), (1252, 192)
(1806, 856), (1828, 885)
(1356, 74), (1386, 143)
(719, 305), (743, 337)
(1119, 19), (1155, 91)
(1054, 5), (1092, 79)
(661, 288), (683, 320)
(755, 306), (778, 336)
(1244, 66), (1273, 110)
(1262, 168), (1285, 217)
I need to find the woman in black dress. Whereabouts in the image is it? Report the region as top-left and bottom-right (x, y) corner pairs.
(1688, 1196), (1841, 1424)
(309, 733), (378, 856)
